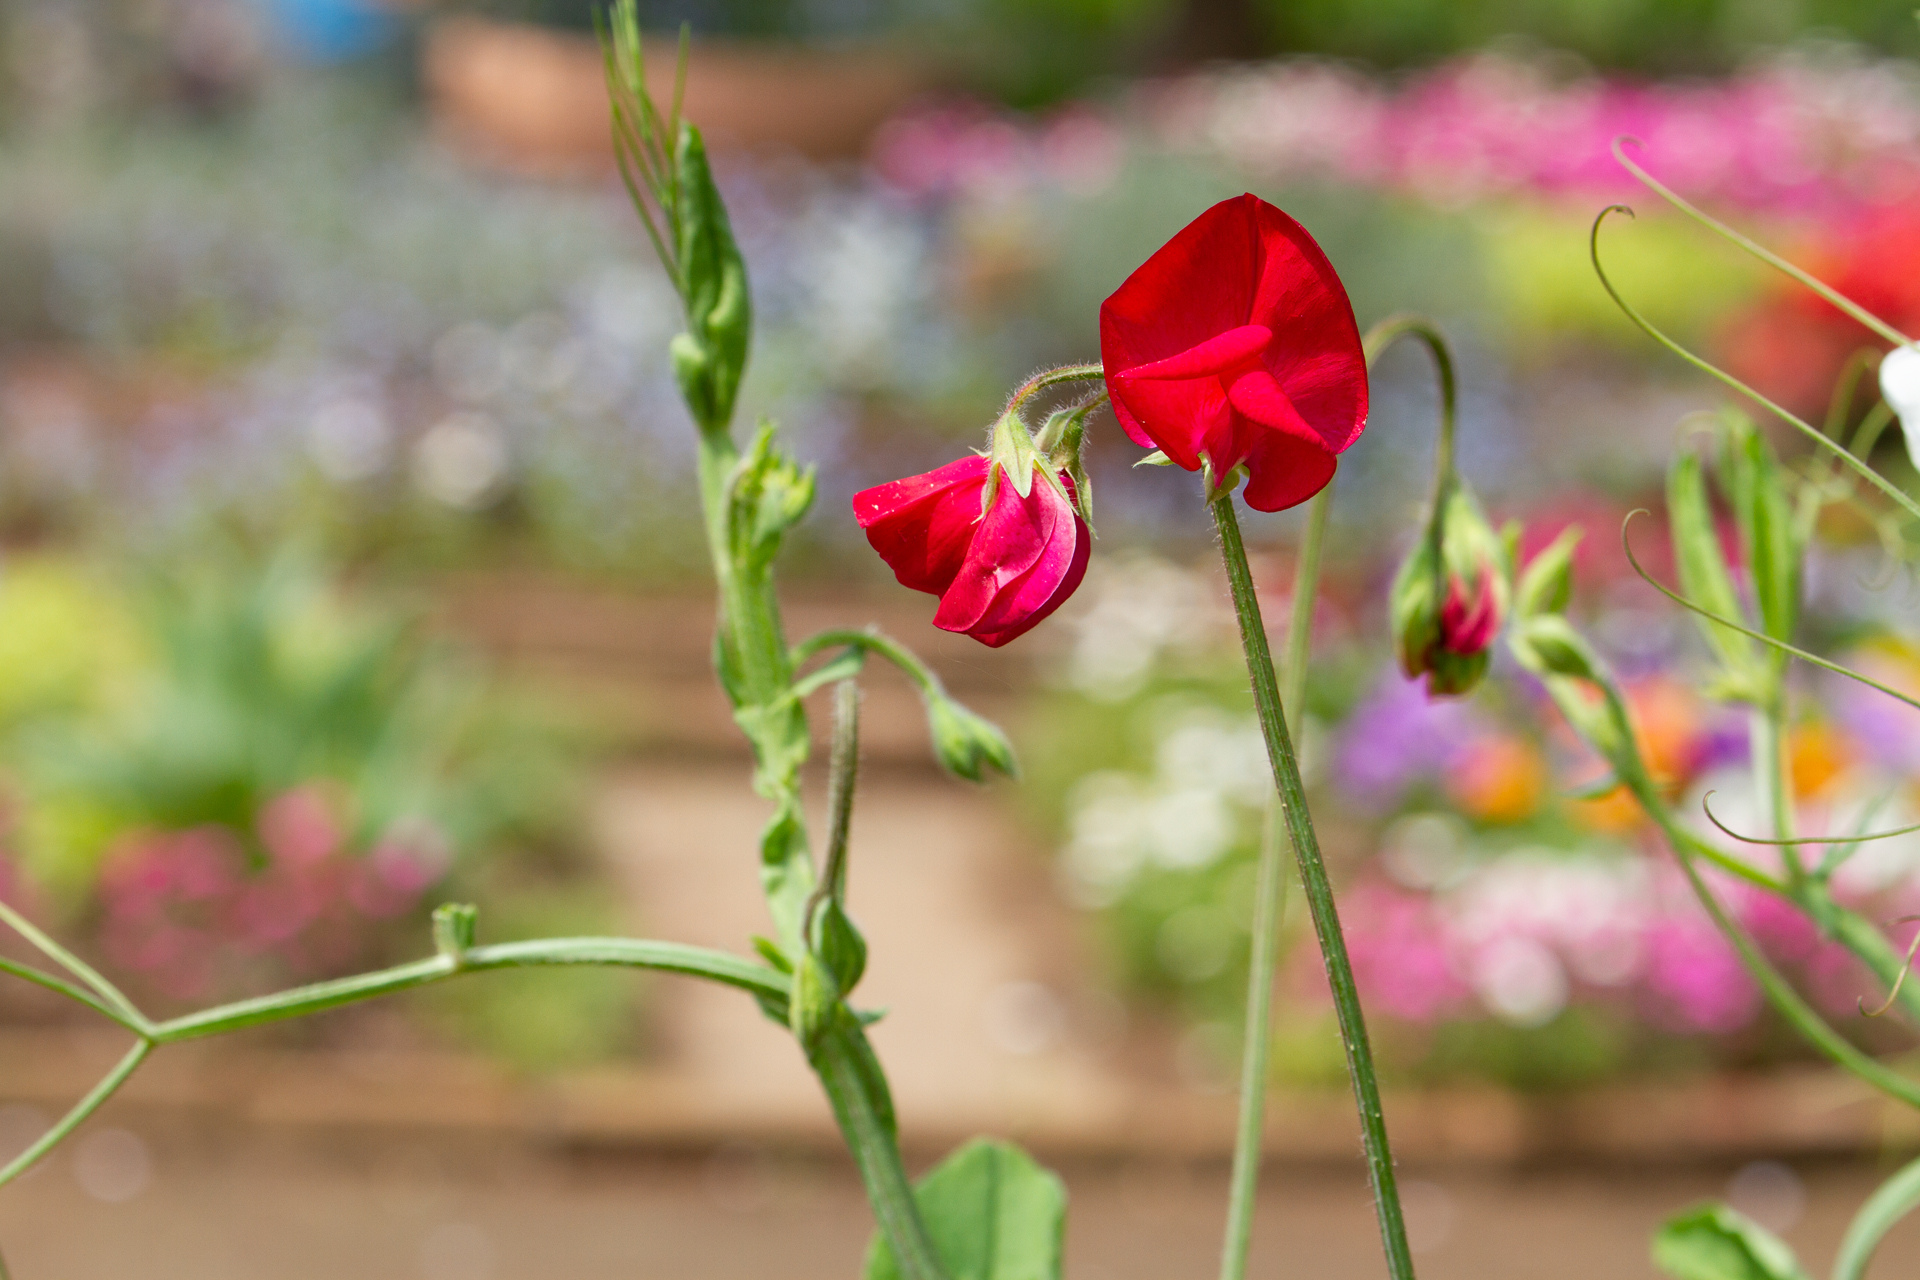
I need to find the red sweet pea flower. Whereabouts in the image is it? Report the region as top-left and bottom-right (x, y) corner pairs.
(1100, 193), (1367, 512)
(855, 454), (1090, 648)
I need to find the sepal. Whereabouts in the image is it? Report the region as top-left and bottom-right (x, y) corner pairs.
(1514, 526), (1582, 618)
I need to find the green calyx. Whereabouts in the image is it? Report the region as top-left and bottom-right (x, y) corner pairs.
(1390, 481), (1510, 697)
(984, 409), (1076, 520)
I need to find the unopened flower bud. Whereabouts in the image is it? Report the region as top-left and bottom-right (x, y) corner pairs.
(1392, 484), (1509, 696)
(927, 695), (1018, 781)
(671, 124), (752, 434)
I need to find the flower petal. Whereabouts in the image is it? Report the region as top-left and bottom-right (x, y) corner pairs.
(967, 510), (1091, 648)
(854, 454), (989, 595)
(1238, 429), (1338, 513)
(1116, 324), (1272, 382)
(932, 467), (1062, 633)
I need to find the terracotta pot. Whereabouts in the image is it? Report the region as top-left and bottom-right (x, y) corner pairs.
(421, 16), (933, 176)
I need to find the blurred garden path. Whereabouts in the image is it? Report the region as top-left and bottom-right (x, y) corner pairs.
(0, 1127), (1914, 1279)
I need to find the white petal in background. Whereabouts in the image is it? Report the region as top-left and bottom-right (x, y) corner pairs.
(1878, 344), (1920, 472)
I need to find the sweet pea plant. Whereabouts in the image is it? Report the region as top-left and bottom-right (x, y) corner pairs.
(8, 13), (1920, 1280)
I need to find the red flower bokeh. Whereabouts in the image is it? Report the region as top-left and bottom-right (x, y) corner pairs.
(1099, 193), (1369, 512)
(854, 453), (1090, 648)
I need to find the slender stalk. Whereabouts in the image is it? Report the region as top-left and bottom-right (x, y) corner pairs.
(813, 1020), (944, 1280)
(1218, 806), (1288, 1280)
(0, 956), (141, 1031)
(1006, 362), (1106, 413)
(1611, 139), (1912, 348)
(1282, 484), (1334, 728)
(0, 1039), (149, 1188)
(153, 938), (787, 1042)
(1591, 208), (1920, 527)
(1834, 1151), (1920, 1280)
(1219, 481), (1328, 1280)
(806, 681), (861, 934)
(1211, 492), (1415, 1280)
(1750, 701), (1806, 888)
(0, 900), (149, 1033)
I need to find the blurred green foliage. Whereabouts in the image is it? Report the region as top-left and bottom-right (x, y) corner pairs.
(3, 550), (572, 899)
(453, 0), (1920, 103)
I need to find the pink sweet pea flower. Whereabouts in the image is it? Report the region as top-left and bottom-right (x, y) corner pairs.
(854, 453), (1090, 648)
(1099, 193), (1368, 512)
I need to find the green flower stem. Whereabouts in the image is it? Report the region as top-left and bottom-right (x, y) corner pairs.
(1834, 1151), (1920, 1280)
(1581, 682), (1920, 1105)
(811, 1019), (944, 1280)
(1282, 484), (1334, 728)
(1219, 479), (1327, 1280)
(692, 434), (944, 1275)
(1361, 315), (1456, 501)
(1210, 491), (1415, 1280)
(0, 1039), (149, 1189)
(793, 628), (945, 700)
(1751, 700), (1808, 889)
(1006, 362), (1107, 413)
(1649, 805), (1920, 1110)
(0, 936), (789, 1189)
(151, 938), (788, 1042)
(1218, 803), (1289, 1280)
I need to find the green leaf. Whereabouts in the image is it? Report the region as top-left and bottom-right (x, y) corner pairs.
(1514, 525), (1582, 619)
(1716, 412), (1800, 657)
(866, 1139), (1066, 1280)
(1667, 448), (1755, 683)
(1652, 1203), (1809, 1280)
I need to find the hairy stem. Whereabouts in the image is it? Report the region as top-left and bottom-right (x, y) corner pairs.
(812, 1019), (943, 1280)
(1211, 492), (1414, 1280)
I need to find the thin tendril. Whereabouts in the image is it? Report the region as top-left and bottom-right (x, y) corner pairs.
(1612, 138), (1912, 347)
(1621, 509), (1920, 713)
(1702, 790), (1920, 848)
(1860, 917), (1920, 1018)
(1591, 207), (1920, 526)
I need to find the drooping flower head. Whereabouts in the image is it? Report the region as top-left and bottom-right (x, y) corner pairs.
(854, 442), (1090, 649)
(1099, 194), (1368, 511)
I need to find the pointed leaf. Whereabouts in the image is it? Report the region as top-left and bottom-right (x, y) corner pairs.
(1652, 1203), (1809, 1280)
(865, 1139), (1066, 1280)
(1667, 449), (1754, 681)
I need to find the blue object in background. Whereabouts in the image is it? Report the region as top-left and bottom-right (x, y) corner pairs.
(257, 0), (398, 63)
